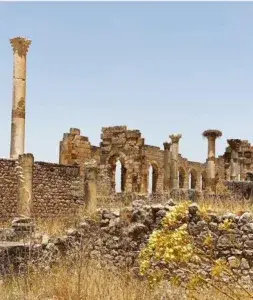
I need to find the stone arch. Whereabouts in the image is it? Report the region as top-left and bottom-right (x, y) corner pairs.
(189, 168), (198, 189)
(148, 161), (159, 194)
(107, 151), (128, 193)
(178, 166), (186, 189)
(201, 171), (207, 191)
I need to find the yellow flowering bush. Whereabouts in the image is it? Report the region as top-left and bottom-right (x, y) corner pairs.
(138, 202), (253, 299)
(139, 202), (197, 283)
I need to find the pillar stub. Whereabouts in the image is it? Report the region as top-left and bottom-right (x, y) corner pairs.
(163, 142), (171, 150)
(17, 153), (34, 218)
(10, 37), (31, 56)
(18, 153), (34, 163)
(169, 134), (182, 144)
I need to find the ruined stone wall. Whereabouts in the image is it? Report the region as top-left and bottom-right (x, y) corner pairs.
(223, 139), (253, 181)
(0, 159), (19, 221)
(143, 145), (164, 193)
(225, 181), (253, 200)
(178, 155), (207, 190)
(59, 128), (92, 175)
(58, 126), (233, 195)
(32, 162), (85, 218)
(2, 200), (253, 287)
(99, 126), (145, 193)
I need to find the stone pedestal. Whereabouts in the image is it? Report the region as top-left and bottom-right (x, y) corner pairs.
(84, 160), (97, 213)
(169, 134), (182, 189)
(10, 37), (31, 160)
(203, 130), (222, 193)
(163, 142), (171, 192)
(227, 139), (241, 181)
(17, 153), (34, 217)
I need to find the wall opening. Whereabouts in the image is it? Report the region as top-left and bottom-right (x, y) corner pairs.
(189, 169), (197, 189)
(115, 160), (122, 192)
(148, 164), (158, 194)
(108, 154), (127, 193)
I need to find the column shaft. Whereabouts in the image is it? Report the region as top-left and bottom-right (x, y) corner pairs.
(227, 139), (241, 181)
(207, 137), (216, 180)
(163, 142), (171, 191)
(202, 130), (222, 193)
(170, 134), (182, 189)
(10, 37), (31, 159)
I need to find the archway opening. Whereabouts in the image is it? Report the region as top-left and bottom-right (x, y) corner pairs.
(189, 169), (197, 189)
(115, 160), (122, 192)
(108, 154), (127, 193)
(148, 164), (158, 194)
(178, 167), (185, 189)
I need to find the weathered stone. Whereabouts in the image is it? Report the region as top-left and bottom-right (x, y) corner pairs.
(188, 203), (200, 215)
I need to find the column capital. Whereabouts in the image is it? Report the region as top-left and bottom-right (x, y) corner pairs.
(163, 142), (171, 150)
(10, 37), (31, 56)
(227, 139), (242, 152)
(169, 134), (182, 144)
(202, 129), (222, 140)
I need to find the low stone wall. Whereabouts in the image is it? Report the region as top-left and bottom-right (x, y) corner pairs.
(1, 200), (253, 287)
(225, 181), (253, 200)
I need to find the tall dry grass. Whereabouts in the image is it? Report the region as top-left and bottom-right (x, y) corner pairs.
(0, 257), (251, 300)
(0, 258), (164, 300)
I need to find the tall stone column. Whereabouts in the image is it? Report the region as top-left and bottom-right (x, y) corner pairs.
(203, 130), (222, 192)
(227, 139), (241, 181)
(17, 153), (34, 217)
(169, 134), (182, 189)
(163, 142), (171, 192)
(10, 37), (31, 160)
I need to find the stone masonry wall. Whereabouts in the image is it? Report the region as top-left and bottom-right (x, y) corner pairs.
(32, 162), (85, 218)
(0, 159), (19, 221)
(0, 159), (85, 221)
(225, 181), (253, 200)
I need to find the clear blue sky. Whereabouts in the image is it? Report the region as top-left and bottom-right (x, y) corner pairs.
(0, 2), (253, 163)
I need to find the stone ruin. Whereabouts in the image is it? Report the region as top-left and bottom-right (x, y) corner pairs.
(1, 36), (253, 221)
(2, 36), (253, 292)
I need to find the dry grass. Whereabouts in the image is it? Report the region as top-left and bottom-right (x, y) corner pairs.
(198, 196), (253, 215)
(0, 259), (164, 300)
(0, 258), (251, 300)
